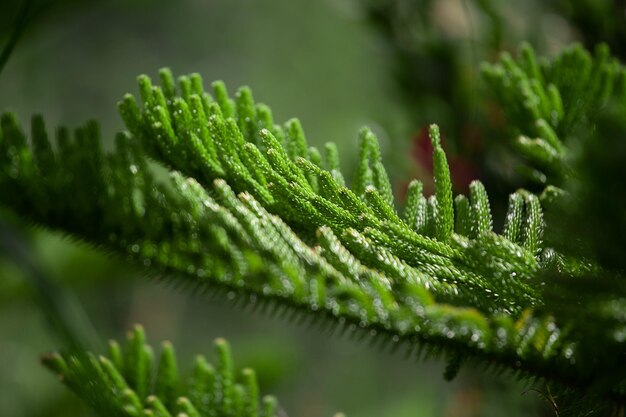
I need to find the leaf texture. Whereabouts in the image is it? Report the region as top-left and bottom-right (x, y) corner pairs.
(482, 42), (626, 185)
(42, 325), (283, 417)
(0, 69), (590, 391)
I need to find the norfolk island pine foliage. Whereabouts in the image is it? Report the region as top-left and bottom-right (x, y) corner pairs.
(1, 6), (626, 416)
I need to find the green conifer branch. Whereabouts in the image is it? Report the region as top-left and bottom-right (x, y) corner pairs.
(42, 325), (286, 417)
(1, 52), (624, 408)
(0, 97), (573, 387)
(482, 42), (626, 186)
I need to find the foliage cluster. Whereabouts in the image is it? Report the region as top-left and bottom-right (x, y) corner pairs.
(1, 4), (626, 416)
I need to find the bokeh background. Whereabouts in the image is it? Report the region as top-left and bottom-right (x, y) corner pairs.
(1, 1), (624, 416)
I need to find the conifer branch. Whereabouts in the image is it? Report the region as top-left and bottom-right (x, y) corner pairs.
(1, 49), (624, 410)
(42, 325), (287, 417)
(482, 42), (626, 186)
(0, 90), (569, 385)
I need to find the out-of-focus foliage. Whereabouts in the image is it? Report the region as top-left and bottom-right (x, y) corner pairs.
(43, 325), (286, 417)
(482, 42), (626, 186)
(362, 0), (626, 195)
(523, 99), (626, 417)
(551, 0), (626, 61)
(362, 0), (504, 140)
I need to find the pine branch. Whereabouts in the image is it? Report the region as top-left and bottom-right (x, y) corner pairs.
(0, 63), (621, 405)
(482, 42), (626, 186)
(42, 325), (290, 417)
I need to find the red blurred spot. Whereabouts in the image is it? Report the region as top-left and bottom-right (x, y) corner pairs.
(402, 125), (481, 199)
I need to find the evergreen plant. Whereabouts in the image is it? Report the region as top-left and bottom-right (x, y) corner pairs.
(1, 4), (626, 416)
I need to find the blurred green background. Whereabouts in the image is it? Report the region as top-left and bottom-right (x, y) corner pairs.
(1, 1), (623, 416)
